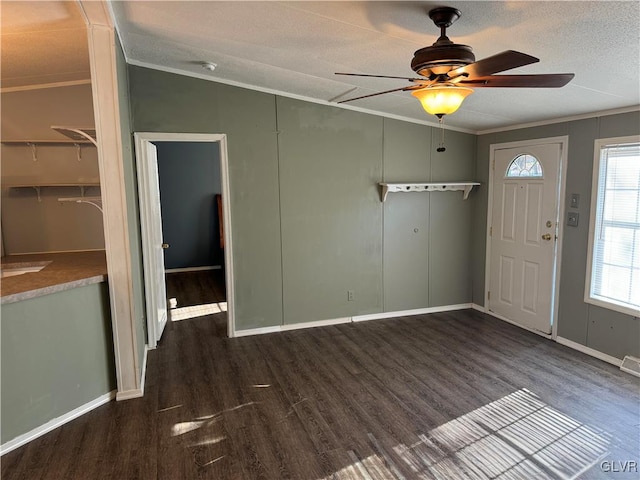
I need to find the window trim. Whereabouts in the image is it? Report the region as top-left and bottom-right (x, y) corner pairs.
(584, 135), (640, 318)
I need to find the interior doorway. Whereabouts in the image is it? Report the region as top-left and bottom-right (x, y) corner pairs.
(486, 137), (568, 336)
(134, 133), (235, 347)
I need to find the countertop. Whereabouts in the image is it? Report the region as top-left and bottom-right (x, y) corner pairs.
(1, 251), (107, 305)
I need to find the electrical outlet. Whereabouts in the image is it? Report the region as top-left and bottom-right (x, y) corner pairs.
(347, 290), (354, 301)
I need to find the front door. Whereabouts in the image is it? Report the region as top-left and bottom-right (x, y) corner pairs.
(489, 142), (562, 334)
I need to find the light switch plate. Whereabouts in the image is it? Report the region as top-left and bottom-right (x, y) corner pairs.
(567, 212), (579, 227)
(570, 193), (580, 209)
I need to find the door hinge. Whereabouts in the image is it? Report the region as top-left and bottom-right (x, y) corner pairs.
(490, 226), (493, 236)
(488, 291), (491, 300)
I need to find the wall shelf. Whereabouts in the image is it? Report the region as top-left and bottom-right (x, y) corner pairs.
(2, 183), (100, 202)
(1, 140), (95, 146)
(380, 182), (481, 202)
(2, 140), (95, 162)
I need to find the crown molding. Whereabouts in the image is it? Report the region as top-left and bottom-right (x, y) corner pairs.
(125, 59), (477, 134)
(477, 105), (640, 135)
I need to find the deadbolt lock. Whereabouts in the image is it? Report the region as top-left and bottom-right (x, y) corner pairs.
(546, 220), (553, 228)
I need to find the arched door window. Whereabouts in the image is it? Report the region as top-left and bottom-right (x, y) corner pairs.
(506, 154), (543, 178)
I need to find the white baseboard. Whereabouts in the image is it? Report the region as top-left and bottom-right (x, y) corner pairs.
(234, 317), (351, 337)
(353, 304), (472, 322)
(471, 303), (487, 312)
(556, 336), (622, 367)
(165, 266), (221, 273)
(0, 390), (116, 456)
(234, 304), (476, 337)
(280, 317), (351, 331)
(116, 344), (148, 401)
(233, 325), (282, 337)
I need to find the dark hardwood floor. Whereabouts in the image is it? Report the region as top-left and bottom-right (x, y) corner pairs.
(2, 271), (639, 479)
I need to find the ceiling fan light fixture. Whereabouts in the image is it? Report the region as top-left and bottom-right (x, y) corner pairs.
(411, 85), (473, 117)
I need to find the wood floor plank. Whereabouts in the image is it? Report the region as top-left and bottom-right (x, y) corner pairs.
(2, 271), (638, 479)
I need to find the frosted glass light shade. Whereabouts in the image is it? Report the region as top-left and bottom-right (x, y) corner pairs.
(412, 86), (474, 116)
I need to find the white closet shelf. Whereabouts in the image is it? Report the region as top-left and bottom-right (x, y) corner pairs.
(1, 140), (95, 145)
(2, 183), (100, 202)
(380, 182), (481, 202)
(3, 182), (100, 188)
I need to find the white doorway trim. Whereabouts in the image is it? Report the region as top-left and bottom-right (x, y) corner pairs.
(485, 136), (569, 339)
(134, 132), (235, 346)
(82, 2), (142, 399)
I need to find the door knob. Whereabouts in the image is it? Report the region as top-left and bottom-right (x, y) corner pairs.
(541, 234), (552, 241)
(162, 243), (170, 249)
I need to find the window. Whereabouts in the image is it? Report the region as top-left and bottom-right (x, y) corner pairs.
(586, 136), (640, 317)
(506, 154), (543, 177)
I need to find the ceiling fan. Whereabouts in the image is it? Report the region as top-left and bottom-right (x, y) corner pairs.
(335, 6), (575, 120)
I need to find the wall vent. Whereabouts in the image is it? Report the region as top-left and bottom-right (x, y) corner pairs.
(620, 356), (640, 378)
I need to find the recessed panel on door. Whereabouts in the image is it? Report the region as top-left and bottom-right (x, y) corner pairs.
(522, 261), (540, 314)
(501, 183), (518, 241)
(525, 183), (544, 245)
(499, 256), (515, 305)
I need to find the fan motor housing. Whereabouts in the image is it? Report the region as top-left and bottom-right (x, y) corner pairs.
(411, 44), (476, 76)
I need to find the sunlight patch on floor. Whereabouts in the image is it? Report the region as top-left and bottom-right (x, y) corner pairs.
(157, 404), (183, 413)
(395, 388), (610, 479)
(189, 436), (226, 448)
(321, 388), (610, 479)
(171, 420), (206, 436)
(170, 302), (228, 321)
(171, 402), (258, 437)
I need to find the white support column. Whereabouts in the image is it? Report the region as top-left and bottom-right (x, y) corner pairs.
(82, 2), (141, 398)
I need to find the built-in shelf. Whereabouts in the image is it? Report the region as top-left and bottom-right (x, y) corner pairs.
(1, 140), (95, 145)
(380, 182), (481, 202)
(3, 183), (100, 188)
(2, 183), (100, 202)
(2, 140), (96, 162)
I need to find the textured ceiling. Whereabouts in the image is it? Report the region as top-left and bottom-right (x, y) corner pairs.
(2, 2), (637, 131)
(1, 1), (91, 89)
(111, 1), (640, 132)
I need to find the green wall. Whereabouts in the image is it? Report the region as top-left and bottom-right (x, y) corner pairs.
(277, 97), (383, 322)
(472, 111), (640, 360)
(127, 66), (478, 330)
(115, 34), (146, 370)
(383, 119), (475, 310)
(1, 283), (116, 444)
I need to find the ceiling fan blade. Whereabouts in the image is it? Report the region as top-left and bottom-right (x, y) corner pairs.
(449, 50), (539, 79)
(337, 85), (425, 104)
(336, 72), (425, 82)
(458, 73), (575, 88)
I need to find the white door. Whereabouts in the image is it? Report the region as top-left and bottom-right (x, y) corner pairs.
(489, 143), (562, 333)
(145, 142), (168, 343)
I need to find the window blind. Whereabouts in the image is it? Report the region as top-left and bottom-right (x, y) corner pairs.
(590, 141), (640, 314)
